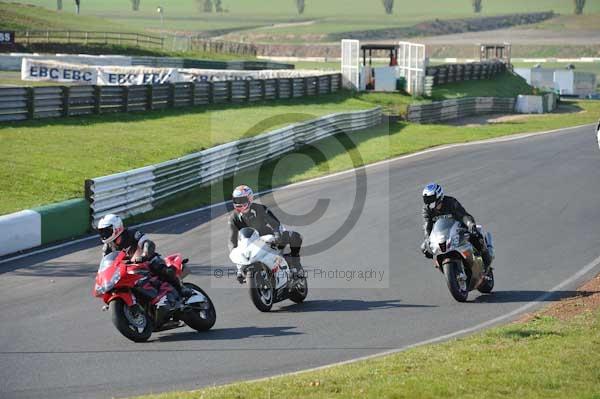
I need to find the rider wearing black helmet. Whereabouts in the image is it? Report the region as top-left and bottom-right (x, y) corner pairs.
(421, 183), (492, 270)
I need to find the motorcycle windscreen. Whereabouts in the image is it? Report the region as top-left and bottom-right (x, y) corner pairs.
(430, 217), (458, 251)
(98, 252), (120, 272)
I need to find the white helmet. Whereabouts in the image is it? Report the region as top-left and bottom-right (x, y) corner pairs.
(232, 184), (254, 214)
(422, 182), (444, 210)
(97, 213), (124, 244)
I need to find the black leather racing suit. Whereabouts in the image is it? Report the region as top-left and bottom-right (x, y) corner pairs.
(228, 203), (303, 264)
(102, 228), (187, 297)
(422, 196), (491, 268)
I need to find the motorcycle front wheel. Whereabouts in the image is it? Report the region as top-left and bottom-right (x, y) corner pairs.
(442, 260), (469, 302)
(289, 265), (308, 304)
(248, 264), (274, 312)
(477, 268), (495, 294)
(110, 299), (153, 342)
(181, 283), (216, 331)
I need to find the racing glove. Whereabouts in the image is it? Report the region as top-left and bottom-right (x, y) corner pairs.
(236, 271), (245, 284)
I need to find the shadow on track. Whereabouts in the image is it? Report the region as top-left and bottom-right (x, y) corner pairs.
(276, 299), (436, 312)
(156, 325), (302, 342)
(473, 290), (597, 303)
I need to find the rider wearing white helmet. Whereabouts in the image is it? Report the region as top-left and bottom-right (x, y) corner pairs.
(228, 185), (303, 281)
(97, 213), (192, 298)
(421, 183), (492, 270)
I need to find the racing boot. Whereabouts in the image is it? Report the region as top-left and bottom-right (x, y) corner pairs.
(287, 256), (304, 280)
(164, 267), (194, 299)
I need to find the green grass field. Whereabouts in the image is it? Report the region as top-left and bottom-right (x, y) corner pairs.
(0, 92), (373, 215)
(9, 0), (600, 39)
(431, 71), (535, 99)
(133, 305), (600, 399)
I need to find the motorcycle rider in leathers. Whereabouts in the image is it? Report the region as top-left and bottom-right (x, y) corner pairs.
(421, 183), (492, 270)
(97, 214), (193, 301)
(228, 185), (303, 283)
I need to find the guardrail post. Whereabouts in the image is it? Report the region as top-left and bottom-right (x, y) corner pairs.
(208, 82), (214, 104)
(303, 77), (308, 97)
(26, 87), (34, 119)
(289, 78), (294, 98)
(62, 86), (70, 117)
(315, 76), (320, 95)
(123, 86), (130, 112)
(328, 75), (333, 93)
(93, 86), (101, 114)
(168, 83), (175, 108)
(146, 85), (153, 110)
(245, 80), (251, 102)
(189, 83), (195, 106)
(275, 78), (281, 99)
(260, 79), (266, 100)
(227, 81), (233, 102)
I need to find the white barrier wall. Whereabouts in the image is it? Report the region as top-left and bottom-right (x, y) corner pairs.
(0, 210), (41, 256)
(21, 58), (324, 86)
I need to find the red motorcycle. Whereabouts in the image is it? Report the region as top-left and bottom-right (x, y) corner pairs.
(93, 250), (216, 342)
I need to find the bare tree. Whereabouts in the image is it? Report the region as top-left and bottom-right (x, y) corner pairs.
(472, 0), (482, 13)
(74, 0), (80, 14)
(130, 0), (140, 11)
(296, 0), (304, 15)
(382, 0), (394, 14)
(215, 0), (223, 12)
(203, 0), (213, 12)
(574, 0), (586, 14)
(57, 0), (62, 10)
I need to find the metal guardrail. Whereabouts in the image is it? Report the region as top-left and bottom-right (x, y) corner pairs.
(424, 61), (507, 96)
(0, 74), (342, 122)
(407, 97), (516, 123)
(85, 107), (382, 225)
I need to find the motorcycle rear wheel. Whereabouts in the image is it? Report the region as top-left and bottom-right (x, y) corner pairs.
(248, 264), (274, 312)
(443, 260), (469, 302)
(110, 299), (153, 342)
(181, 283), (216, 331)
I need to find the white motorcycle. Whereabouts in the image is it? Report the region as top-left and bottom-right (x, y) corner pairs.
(229, 227), (308, 312)
(425, 216), (495, 302)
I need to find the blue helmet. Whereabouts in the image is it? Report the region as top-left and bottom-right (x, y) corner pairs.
(422, 183), (444, 210)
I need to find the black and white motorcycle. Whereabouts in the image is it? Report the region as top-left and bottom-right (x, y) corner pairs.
(229, 227), (308, 312)
(425, 216), (495, 302)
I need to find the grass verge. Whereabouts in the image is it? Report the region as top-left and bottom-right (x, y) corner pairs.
(0, 92), (373, 215)
(431, 71), (534, 100)
(134, 304), (600, 399)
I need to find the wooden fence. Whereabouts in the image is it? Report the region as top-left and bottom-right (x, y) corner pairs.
(0, 74), (342, 122)
(425, 61), (507, 95)
(16, 30), (164, 49)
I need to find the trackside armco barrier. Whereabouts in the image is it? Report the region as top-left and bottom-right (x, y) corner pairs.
(85, 107), (383, 225)
(407, 94), (558, 123)
(407, 97), (516, 123)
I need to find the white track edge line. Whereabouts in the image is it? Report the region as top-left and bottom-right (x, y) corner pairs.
(0, 123), (593, 265)
(199, 253), (600, 390)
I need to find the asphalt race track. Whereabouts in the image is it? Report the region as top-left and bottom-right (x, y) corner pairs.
(1, 125), (599, 399)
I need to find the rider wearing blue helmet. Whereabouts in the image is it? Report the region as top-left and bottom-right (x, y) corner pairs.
(421, 183), (492, 270)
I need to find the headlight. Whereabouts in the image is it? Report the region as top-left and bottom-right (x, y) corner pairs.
(96, 270), (121, 294)
(451, 235), (460, 248)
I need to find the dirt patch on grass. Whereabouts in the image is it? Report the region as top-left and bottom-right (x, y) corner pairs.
(517, 273), (600, 323)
